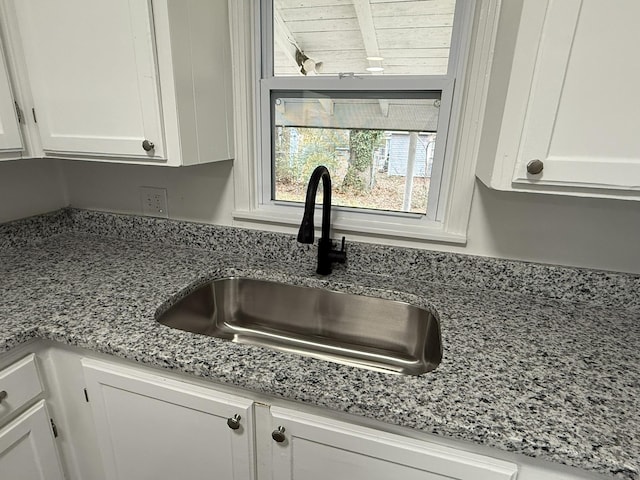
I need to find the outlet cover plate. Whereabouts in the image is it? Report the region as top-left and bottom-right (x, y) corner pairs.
(140, 186), (169, 218)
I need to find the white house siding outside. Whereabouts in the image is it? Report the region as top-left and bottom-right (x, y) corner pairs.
(386, 132), (436, 178)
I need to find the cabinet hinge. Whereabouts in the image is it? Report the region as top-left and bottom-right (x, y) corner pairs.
(50, 418), (59, 438)
(32, 108), (37, 123)
(84, 388), (89, 402)
(14, 101), (23, 124)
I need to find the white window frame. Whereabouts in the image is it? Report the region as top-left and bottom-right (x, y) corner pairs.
(230, 0), (502, 246)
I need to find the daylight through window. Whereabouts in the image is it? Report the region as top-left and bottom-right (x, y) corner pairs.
(272, 92), (441, 213)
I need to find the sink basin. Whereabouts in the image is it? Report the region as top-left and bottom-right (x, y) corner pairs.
(157, 277), (442, 375)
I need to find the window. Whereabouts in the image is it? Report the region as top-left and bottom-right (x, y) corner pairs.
(272, 90), (442, 215)
(231, 0), (499, 244)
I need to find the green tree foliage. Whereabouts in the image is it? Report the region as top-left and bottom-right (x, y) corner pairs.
(275, 127), (348, 184)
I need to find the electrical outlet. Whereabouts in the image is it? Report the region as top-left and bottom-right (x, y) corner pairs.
(140, 187), (169, 218)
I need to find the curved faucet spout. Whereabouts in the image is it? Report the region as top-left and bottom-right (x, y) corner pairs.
(297, 166), (331, 244)
(297, 165), (346, 275)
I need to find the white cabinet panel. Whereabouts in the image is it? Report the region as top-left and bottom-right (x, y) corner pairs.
(512, 0), (640, 190)
(7, 345), (596, 480)
(11, 0), (164, 160)
(268, 406), (518, 480)
(0, 354), (43, 423)
(0, 400), (65, 480)
(82, 358), (255, 480)
(2, 0), (234, 165)
(477, 0), (640, 199)
(0, 36), (22, 157)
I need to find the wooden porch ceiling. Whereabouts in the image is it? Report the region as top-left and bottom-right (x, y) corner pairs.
(274, 0), (457, 76)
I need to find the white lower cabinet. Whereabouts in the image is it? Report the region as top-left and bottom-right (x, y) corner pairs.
(265, 406), (517, 480)
(81, 358), (255, 480)
(2, 346), (596, 480)
(0, 354), (65, 480)
(78, 355), (518, 480)
(0, 401), (65, 480)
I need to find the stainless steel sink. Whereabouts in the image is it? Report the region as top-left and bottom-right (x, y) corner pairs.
(157, 277), (441, 375)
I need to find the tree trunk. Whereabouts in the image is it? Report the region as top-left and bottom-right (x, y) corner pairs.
(342, 130), (382, 193)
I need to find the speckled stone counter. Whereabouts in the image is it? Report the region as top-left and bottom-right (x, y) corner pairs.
(1, 209), (639, 479)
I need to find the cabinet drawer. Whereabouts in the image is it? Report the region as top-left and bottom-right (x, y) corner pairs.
(0, 354), (43, 422)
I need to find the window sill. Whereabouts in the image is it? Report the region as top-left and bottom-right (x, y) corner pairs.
(232, 207), (467, 245)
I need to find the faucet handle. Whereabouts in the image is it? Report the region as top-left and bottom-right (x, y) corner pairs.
(329, 236), (347, 265)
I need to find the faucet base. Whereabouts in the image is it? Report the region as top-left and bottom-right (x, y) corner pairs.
(316, 237), (346, 275)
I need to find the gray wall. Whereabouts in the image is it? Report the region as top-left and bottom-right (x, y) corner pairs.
(2, 157), (639, 274)
(0, 158), (67, 223)
(56, 159), (640, 274)
(58, 159), (235, 225)
(465, 182), (640, 273)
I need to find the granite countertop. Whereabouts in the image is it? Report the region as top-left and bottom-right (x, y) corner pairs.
(0, 210), (638, 479)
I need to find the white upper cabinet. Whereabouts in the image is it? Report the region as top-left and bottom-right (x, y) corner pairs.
(11, 0), (165, 161)
(2, 0), (234, 166)
(476, 0), (640, 199)
(0, 37), (22, 158)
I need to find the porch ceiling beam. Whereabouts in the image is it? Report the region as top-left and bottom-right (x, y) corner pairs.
(273, 3), (300, 73)
(318, 98), (334, 115)
(274, 2), (334, 114)
(352, 0), (388, 116)
(352, 0), (381, 59)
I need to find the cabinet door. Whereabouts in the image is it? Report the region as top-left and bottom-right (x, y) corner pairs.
(0, 37), (22, 156)
(0, 400), (65, 480)
(512, 0), (640, 192)
(82, 358), (255, 480)
(268, 407), (517, 480)
(10, 0), (165, 160)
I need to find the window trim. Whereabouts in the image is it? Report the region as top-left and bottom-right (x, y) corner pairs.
(230, 0), (503, 246)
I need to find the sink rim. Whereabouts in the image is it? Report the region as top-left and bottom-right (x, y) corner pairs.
(156, 275), (442, 375)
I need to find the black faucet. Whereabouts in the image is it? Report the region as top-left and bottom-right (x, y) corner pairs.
(297, 165), (347, 275)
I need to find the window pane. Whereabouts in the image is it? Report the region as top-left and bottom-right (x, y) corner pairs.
(273, 0), (457, 76)
(272, 92), (441, 214)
